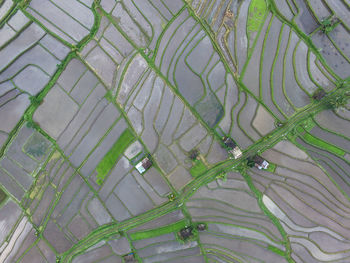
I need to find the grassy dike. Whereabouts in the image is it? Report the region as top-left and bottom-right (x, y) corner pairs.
(266, 0), (341, 82)
(64, 0), (350, 261)
(238, 167), (293, 262)
(0, 0), (102, 158)
(0, 1), (103, 261)
(62, 68), (350, 263)
(3, 0), (350, 262)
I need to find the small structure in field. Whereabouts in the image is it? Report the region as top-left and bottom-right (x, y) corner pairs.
(178, 226), (193, 241)
(123, 252), (136, 262)
(222, 136), (242, 159)
(197, 223), (206, 231)
(135, 157), (152, 174)
(188, 149), (199, 160)
(225, 9), (234, 18)
(250, 155), (269, 170)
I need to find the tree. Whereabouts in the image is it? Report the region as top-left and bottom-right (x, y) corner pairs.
(29, 95), (43, 107)
(320, 17), (338, 34)
(188, 149), (199, 160)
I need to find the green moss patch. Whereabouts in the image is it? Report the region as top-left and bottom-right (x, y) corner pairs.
(23, 132), (51, 160)
(130, 219), (188, 241)
(190, 159), (207, 177)
(96, 129), (134, 185)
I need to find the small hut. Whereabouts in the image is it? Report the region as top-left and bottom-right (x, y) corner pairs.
(222, 136), (242, 159)
(135, 157), (152, 174)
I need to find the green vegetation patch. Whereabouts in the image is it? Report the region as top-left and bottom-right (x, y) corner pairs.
(301, 132), (346, 157)
(266, 163), (276, 173)
(0, 188), (7, 206)
(190, 159), (207, 177)
(247, 0), (267, 33)
(300, 118), (316, 132)
(320, 17), (338, 34)
(130, 219), (188, 241)
(267, 245), (285, 257)
(104, 90), (114, 103)
(287, 118), (316, 141)
(96, 129), (134, 185)
(216, 171), (227, 181)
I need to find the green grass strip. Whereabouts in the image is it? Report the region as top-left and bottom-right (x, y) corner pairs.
(267, 245), (286, 257)
(301, 131), (346, 157)
(129, 219), (188, 241)
(190, 160), (208, 177)
(96, 129), (134, 184)
(247, 0), (268, 33)
(0, 187), (7, 206)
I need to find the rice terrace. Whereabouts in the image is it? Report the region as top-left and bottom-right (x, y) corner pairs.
(0, 0), (350, 262)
